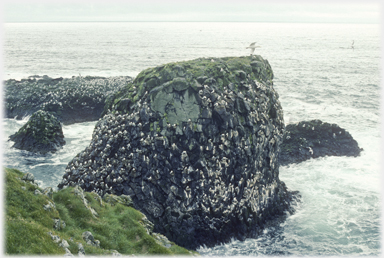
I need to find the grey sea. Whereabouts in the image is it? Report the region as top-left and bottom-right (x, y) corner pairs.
(3, 22), (381, 256)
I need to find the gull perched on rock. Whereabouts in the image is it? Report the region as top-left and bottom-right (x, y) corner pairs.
(246, 42), (260, 55)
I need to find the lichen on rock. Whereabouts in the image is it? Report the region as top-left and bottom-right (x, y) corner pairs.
(59, 56), (297, 250)
(9, 110), (65, 154)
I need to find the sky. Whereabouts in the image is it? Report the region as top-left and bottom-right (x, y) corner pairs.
(2, 0), (381, 24)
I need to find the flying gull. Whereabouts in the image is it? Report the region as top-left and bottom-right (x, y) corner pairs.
(246, 42), (260, 55)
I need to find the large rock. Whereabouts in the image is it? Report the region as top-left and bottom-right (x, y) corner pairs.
(9, 110), (65, 154)
(279, 120), (363, 166)
(4, 75), (133, 125)
(58, 56), (297, 249)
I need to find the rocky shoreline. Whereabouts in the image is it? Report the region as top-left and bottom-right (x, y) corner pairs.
(4, 75), (133, 125)
(5, 56), (363, 252)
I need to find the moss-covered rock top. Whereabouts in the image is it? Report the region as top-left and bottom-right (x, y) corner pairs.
(9, 110), (66, 154)
(5, 167), (196, 255)
(133, 55), (273, 90)
(5, 75), (133, 125)
(103, 55), (274, 121)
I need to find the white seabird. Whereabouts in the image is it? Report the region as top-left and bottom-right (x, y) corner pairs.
(246, 42), (260, 55)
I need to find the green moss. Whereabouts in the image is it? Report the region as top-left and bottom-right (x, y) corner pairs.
(163, 112), (169, 123)
(249, 133), (253, 144)
(103, 56), (273, 116)
(12, 111), (63, 146)
(101, 83), (134, 117)
(5, 168), (196, 256)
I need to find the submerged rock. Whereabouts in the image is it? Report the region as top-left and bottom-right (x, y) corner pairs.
(4, 75), (133, 125)
(9, 110), (65, 154)
(58, 56), (297, 249)
(279, 120), (363, 166)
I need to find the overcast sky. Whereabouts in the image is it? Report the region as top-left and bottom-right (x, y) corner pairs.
(3, 0), (381, 23)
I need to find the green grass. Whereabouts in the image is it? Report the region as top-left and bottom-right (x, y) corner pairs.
(6, 218), (65, 254)
(5, 168), (64, 255)
(5, 167), (196, 256)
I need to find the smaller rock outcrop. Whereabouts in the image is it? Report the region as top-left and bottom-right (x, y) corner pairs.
(78, 243), (86, 256)
(9, 110), (65, 154)
(4, 75), (133, 124)
(82, 231), (100, 247)
(102, 193), (133, 207)
(21, 172), (35, 183)
(279, 120), (362, 166)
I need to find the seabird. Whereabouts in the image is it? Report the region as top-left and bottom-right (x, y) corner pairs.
(351, 40), (354, 51)
(246, 42), (260, 55)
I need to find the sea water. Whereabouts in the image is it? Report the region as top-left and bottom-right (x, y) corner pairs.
(3, 22), (381, 255)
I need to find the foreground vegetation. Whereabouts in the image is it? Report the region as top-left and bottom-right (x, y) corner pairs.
(5, 167), (196, 255)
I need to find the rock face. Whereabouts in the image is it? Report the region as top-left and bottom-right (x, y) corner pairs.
(58, 56), (296, 249)
(279, 120), (362, 166)
(9, 110), (65, 154)
(4, 75), (133, 125)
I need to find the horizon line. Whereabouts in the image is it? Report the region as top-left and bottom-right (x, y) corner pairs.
(4, 20), (380, 25)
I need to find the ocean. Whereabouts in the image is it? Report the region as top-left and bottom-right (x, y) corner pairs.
(3, 22), (381, 256)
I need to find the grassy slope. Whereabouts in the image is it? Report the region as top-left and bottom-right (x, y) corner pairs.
(5, 167), (195, 255)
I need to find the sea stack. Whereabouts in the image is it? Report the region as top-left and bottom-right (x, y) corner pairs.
(9, 110), (65, 154)
(279, 119), (363, 166)
(58, 56), (297, 249)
